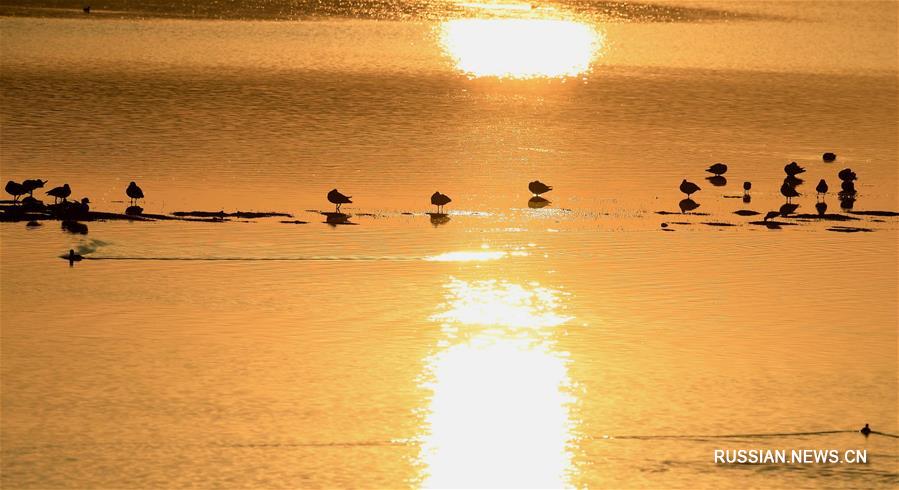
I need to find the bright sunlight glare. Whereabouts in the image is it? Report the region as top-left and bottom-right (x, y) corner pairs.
(439, 18), (602, 78)
(420, 278), (577, 487)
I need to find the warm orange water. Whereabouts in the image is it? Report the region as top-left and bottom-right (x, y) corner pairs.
(2, 1), (898, 488)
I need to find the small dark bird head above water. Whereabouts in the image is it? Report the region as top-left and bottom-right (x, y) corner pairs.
(838, 168), (857, 182)
(784, 161), (805, 176)
(816, 179), (828, 194)
(705, 163), (728, 176)
(679, 179), (700, 197)
(861, 424), (871, 436)
(763, 211), (780, 222)
(528, 180), (552, 196)
(822, 152), (836, 162)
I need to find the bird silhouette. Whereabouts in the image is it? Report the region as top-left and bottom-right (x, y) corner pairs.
(126, 181), (144, 206)
(47, 183), (71, 203)
(430, 191), (451, 213)
(528, 181), (552, 196)
(763, 211), (780, 222)
(327, 189), (352, 213)
(679, 179), (700, 197)
(784, 161), (805, 176)
(816, 179), (828, 196)
(838, 168), (857, 181)
(780, 182), (799, 203)
(5, 181), (25, 202)
(528, 196), (550, 208)
(822, 152), (836, 162)
(705, 163), (728, 176)
(784, 175), (804, 187)
(860, 424), (871, 436)
(743, 181), (751, 195)
(815, 201), (827, 216)
(21, 179), (47, 196)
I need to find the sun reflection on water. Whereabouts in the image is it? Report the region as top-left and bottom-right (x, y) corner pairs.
(419, 278), (577, 488)
(439, 16), (602, 78)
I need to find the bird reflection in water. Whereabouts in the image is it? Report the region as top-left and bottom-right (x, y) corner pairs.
(322, 212), (355, 226)
(706, 175), (727, 187)
(419, 278), (577, 488)
(679, 198), (700, 214)
(428, 213), (451, 226)
(528, 196), (551, 208)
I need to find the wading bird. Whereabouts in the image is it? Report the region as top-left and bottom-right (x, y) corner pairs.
(21, 179), (47, 196)
(860, 424), (871, 436)
(816, 179), (828, 196)
(743, 181), (751, 195)
(780, 182), (799, 203)
(327, 189), (352, 213)
(528, 180), (552, 196)
(126, 181), (144, 206)
(838, 168), (857, 181)
(430, 191), (451, 213)
(706, 163), (728, 176)
(47, 183), (71, 203)
(679, 179), (700, 198)
(5, 181), (25, 202)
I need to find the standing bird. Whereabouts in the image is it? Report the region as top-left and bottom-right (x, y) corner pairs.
(784, 161), (805, 176)
(705, 163), (728, 176)
(860, 424), (871, 437)
(430, 191), (451, 213)
(679, 179), (700, 198)
(5, 181), (26, 202)
(816, 179), (828, 196)
(21, 179), (47, 196)
(822, 152), (836, 162)
(780, 182), (799, 202)
(743, 181), (751, 195)
(126, 181), (144, 206)
(528, 180), (552, 196)
(327, 188), (352, 213)
(838, 168), (857, 181)
(46, 183), (71, 203)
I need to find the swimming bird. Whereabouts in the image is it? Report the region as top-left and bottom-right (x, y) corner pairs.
(327, 188), (352, 213)
(822, 152), (836, 162)
(21, 179), (47, 196)
(430, 191), (451, 213)
(763, 211), (779, 222)
(528, 180), (552, 196)
(679, 179), (700, 197)
(860, 424), (871, 436)
(126, 181), (144, 206)
(706, 163), (728, 176)
(838, 168), (857, 181)
(780, 182), (799, 202)
(5, 181), (25, 202)
(784, 161), (805, 176)
(743, 181), (751, 195)
(46, 183), (71, 203)
(816, 179), (828, 196)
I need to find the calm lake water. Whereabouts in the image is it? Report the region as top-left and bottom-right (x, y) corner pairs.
(1, 1), (897, 488)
